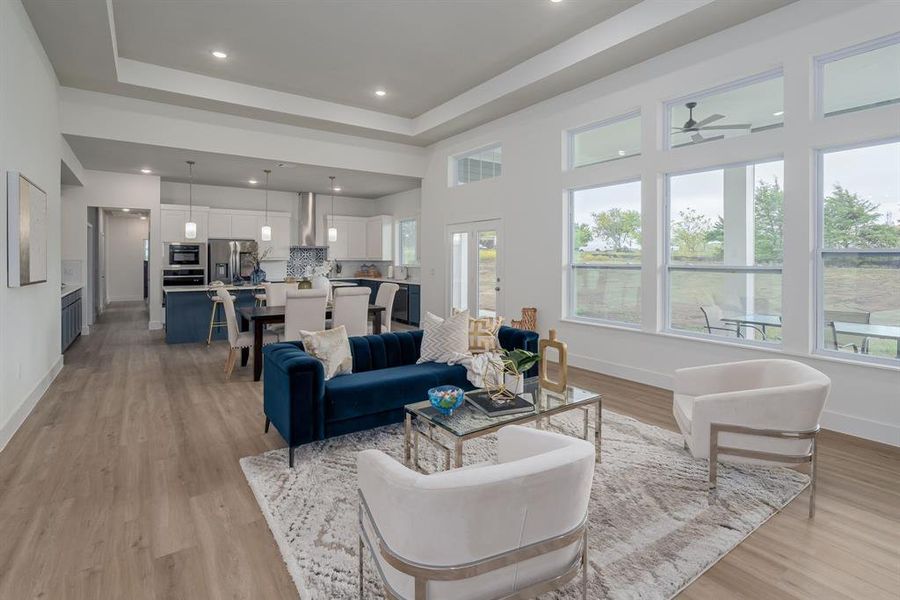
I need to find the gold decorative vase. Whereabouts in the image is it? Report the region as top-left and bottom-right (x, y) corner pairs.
(539, 329), (568, 393)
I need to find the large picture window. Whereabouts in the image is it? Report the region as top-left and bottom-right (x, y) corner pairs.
(818, 141), (900, 363)
(666, 159), (784, 344)
(569, 181), (641, 324)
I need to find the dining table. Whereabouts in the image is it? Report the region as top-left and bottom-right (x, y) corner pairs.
(832, 321), (900, 359)
(238, 303), (387, 381)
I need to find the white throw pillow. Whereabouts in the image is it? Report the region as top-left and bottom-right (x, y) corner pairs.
(417, 311), (471, 364)
(299, 325), (353, 380)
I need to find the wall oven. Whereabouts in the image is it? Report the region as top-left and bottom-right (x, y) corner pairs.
(165, 243), (205, 268)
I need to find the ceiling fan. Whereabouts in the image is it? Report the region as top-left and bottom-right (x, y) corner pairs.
(673, 101), (752, 143)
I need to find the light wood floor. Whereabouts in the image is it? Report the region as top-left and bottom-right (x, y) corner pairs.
(0, 302), (897, 599)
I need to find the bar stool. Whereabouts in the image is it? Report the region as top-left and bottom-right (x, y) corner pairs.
(254, 293), (266, 307)
(206, 282), (235, 345)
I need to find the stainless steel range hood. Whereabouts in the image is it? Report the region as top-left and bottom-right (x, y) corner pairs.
(296, 192), (324, 248)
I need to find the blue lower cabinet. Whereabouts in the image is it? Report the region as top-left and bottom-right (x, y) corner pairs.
(61, 289), (82, 352)
(165, 288), (259, 344)
(408, 284), (421, 327)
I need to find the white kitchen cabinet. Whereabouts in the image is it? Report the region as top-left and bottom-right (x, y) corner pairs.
(161, 208), (208, 242)
(207, 211), (232, 238)
(366, 215), (393, 260)
(231, 214), (258, 240)
(258, 215), (291, 259)
(347, 219), (367, 259)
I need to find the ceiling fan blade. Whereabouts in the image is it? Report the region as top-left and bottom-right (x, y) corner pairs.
(699, 123), (752, 130)
(691, 133), (705, 143)
(694, 113), (724, 128)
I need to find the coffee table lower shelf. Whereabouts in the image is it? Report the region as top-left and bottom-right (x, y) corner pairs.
(403, 390), (602, 473)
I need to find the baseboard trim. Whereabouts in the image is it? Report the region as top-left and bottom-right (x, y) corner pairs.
(0, 355), (64, 452)
(148, 320), (163, 331)
(568, 351), (673, 389)
(821, 410), (899, 447)
(567, 352), (899, 447)
(81, 325), (91, 335)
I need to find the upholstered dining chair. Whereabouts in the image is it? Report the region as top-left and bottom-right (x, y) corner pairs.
(673, 359), (830, 517)
(332, 286), (370, 337)
(283, 288), (328, 342)
(217, 288), (279, 379)
(263, 282), (289, 307)
(357, 425), (595, 600)
(372, 282), (399, 333)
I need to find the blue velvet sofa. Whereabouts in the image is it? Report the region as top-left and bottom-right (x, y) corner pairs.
(262, 326), (539, 466)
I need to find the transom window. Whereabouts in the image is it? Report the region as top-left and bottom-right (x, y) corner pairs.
(817, 33), (900, 117)
(666, 159), (784, 344)
(569, 180), (642, 325)
(666, 71), (784, 149)
(817, 140), (900, 363)
(452, 144), (502, 186)
(568, 111), (641, 169)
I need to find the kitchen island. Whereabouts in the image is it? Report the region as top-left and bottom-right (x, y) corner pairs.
(164, 285), (263, 344)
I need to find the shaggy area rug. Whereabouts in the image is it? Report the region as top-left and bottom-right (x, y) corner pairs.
(240, 410), (809, 599)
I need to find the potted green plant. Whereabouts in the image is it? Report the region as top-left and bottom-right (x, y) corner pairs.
(500, 348), (541, 395)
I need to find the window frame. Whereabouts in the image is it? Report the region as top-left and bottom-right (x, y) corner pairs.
(663, 157), (785, 347)
(814, 137), (900, 366)
(566, 109), (641, 170)
(663, 68), (784, 150)
(814, 32), (900, 118)
(450, 143), (503, 187)
(395, 215), (420, 267)
(567, 178), (643, 328)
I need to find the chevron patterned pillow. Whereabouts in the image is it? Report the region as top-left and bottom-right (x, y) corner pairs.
(416, 310), (471, 364)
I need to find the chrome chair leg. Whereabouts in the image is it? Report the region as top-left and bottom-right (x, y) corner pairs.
(582, 528), (589, 600)
(809, 437), (818, 518)
(358, 534), (364, 599)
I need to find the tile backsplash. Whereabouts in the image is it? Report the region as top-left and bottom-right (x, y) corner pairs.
(286, 247), (327, 278)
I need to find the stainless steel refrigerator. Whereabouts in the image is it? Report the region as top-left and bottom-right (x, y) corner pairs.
(207, 239), (258, 284)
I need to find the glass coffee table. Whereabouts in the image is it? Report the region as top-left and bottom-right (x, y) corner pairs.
(403, 377), (602, 473)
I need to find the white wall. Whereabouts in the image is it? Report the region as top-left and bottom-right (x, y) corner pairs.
(419, 1), (900, 445)
(104, 214), (148, 302)
(61, 170), (163, 326)
(376, 188), (421, 219)
(0, 0), (63, 449)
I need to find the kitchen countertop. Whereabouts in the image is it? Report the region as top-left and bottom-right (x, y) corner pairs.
(61, 284), (83, 298)
(331, 277), (420, 285)
(163, 285), (265, 294)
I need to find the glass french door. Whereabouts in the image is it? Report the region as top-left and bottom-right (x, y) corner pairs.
(447, 219), (502, 318)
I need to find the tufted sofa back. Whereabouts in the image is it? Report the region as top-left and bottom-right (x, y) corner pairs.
(348, 331), (424, 373)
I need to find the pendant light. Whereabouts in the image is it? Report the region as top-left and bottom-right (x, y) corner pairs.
(260, 169), (272, 242)
(184, 160), (197, 239)
(328, 176), (338, 243)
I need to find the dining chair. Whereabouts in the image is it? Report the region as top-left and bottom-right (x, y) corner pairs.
(332, 287), (370, 337)
(217, 288), (279, 379)
(824, 309), (871, 353)
(263, 282), (289, 307)
(699, 305), (766, 339)
(311, 275), (333, 302)
(283, 288), (329, 342)
(372, 282), (399, 332)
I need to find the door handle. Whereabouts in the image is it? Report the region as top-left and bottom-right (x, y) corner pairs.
(494, 287), (500, 292)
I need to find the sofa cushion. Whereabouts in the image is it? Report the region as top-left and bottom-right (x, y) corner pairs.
(349, 331), (423, 373)
(325, 362), (472, 422)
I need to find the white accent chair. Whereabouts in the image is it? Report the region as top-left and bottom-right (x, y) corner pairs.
(673, 359), (831, 517)
(217, 288), (279, 379)
(332, 287), (370, 337)
(373, 282), (399, 333)
(283, 288), (328, 342)
(357, 425), (595, 600)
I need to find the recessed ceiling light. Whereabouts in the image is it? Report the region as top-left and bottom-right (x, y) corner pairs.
(140, 168), (152, 174)
(211, 50), (228, 59)
(550, 0), (563, 3)
(140, 216), (147, 220)
(773, 110), (784, 116)
(617, 150), (626, 156)
(374, 89), (387, 97)
(248, 179), (258, 185)
(122, 208), (130, 212)
(333, 186), (342, 192)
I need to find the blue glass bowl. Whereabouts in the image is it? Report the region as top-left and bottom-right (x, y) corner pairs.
(428, 385), (465, 416)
